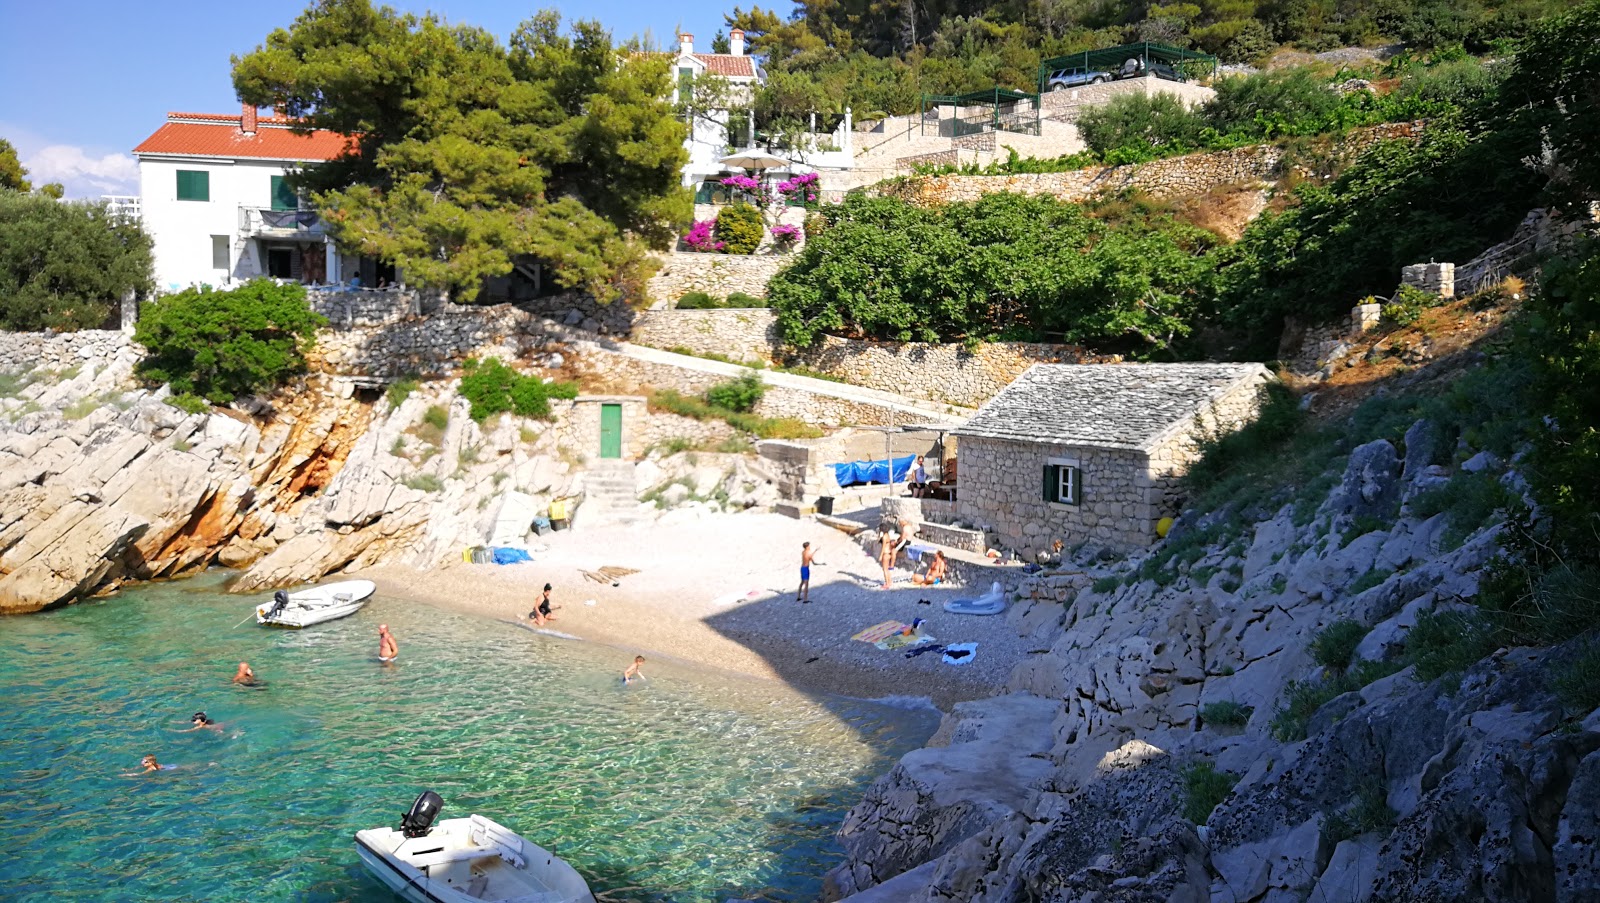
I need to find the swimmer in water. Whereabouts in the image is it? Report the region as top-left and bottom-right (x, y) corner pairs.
(623, 655), (647, 685)
(232, 662), (263, 688)
(378, 624), (398, 663)
(124, 755), (174, 776)
(178, 711), (222, 732)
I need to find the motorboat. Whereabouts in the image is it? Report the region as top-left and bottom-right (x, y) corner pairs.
(255, 579), (376, 628)
(356, 791), (595, 903)
(944, 581), (1008, 616)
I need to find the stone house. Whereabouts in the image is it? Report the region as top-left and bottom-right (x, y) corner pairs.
(953, 363), (1272, 553)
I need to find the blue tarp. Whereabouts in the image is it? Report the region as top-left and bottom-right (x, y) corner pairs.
(833, 455), (915, 487)
(491, 547), (533, 565)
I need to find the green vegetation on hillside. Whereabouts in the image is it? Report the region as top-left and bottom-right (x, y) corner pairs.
(457, 357), (579, 422)
(232, 2), (689, 301)
(134, 280), (327, 404)
(724, 0), (1578, 130)
(0, 191), (153, 332)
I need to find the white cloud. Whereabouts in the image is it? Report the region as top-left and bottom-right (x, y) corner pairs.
(21, 144), (139, 198)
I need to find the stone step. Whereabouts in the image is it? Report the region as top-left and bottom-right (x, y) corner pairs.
(775, 501), (817, 519)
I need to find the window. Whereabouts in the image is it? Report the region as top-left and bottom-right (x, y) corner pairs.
(270, 175), (298, 211)
(211, 235), (229, 270)
(678, 66), (694, 103)
(175, 170), (209, 202)
(1043, 459), (1081, 506)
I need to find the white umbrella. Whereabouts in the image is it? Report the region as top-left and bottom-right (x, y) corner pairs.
(718, 150), (791, 170)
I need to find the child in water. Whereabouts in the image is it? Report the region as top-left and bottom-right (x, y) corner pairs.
(623, 656), (647, 685)
(124, 755), (175, 776)
(178, 712), (222, 732)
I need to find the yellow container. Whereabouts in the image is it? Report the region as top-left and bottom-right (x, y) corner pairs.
(550, 497), (569, 521)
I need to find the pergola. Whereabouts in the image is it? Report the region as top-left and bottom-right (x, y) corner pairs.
(919, 87), (1042, 138)
(1038, 42), (1219, 89)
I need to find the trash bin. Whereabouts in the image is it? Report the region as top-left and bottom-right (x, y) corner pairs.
(532, 517), (552, 536)
(816, 496), (835, 516)
(550, 518), (569, 532)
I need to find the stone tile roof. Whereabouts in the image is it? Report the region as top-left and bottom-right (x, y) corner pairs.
(955, 363), (1271, 452)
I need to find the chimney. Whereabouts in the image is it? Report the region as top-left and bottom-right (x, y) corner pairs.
(240, 103), (258, 135)
(730, 29), (745, 55)
(679, 33), (693, 56)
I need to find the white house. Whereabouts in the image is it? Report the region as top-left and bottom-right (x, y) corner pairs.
(132, 105), (362, 292)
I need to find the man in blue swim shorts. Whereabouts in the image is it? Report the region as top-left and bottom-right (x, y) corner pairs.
(798, 541), (814, 603)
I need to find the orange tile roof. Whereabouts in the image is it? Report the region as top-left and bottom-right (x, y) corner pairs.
(694, 53), (758, 78)
(133, 113), (352, 162)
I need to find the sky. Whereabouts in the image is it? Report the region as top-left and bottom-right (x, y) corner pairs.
(0, 0), (736, 198)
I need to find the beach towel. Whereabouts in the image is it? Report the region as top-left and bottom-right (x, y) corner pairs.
(852, 621), (909, 644)
(942, 643), (978, 665)
(877, 631), (935, 651)
(491, 547), (532, 565)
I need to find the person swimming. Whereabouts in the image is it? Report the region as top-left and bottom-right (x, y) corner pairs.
(124, 755), (175, 776)
(179, 711), (222, 732)
(232, 662), (265, 688)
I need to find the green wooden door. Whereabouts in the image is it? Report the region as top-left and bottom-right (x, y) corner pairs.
(599, 404), (623, 459)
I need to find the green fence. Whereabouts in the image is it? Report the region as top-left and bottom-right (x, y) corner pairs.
(920, 88), (1042, 138)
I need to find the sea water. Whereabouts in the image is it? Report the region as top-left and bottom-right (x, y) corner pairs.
(0, 574), (938, 902)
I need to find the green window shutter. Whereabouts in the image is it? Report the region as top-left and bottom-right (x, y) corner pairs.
(678, 67), (694, 103)
(270, 175), (298, 211)
(1043, 465), (1059, 503)
(176, 170), (209, 202)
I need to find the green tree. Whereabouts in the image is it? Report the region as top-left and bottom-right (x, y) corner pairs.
(0, 193), (153, 331)
(135, 280), (327, 403)
(0, 138), (30, 192)
(233, 1), (689, 301)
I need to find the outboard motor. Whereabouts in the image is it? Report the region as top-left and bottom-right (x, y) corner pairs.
(400, 791), (444, 838)
(268, 590), (290, 619)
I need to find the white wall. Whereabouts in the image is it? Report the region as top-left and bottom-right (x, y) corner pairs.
(138, 156), (336, 292)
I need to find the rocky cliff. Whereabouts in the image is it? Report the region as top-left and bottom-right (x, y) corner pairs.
(0, 337), (780, 614)
(825, 426), (1600, 902)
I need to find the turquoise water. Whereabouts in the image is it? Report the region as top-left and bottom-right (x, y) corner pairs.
(0, 574), (936, 902)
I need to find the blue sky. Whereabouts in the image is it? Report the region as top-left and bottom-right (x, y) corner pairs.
(0, 0), (735, 198)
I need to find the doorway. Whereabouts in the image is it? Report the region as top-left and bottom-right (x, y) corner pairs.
(266, 247), (293, 279)
(599, 404), (622, 459)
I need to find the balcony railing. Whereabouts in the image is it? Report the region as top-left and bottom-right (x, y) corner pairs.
(239, 206), (326, 237)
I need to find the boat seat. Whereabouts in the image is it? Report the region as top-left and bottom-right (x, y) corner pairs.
(465, 875), (490, 899)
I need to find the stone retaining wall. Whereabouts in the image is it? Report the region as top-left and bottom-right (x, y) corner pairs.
(629, 308), (1116, 407)
(310, 304), (543, 377)
(879, 122), (1423, 208)
(630, 308), (780, 363)
(645, 252), (791, 306)
(572, 348), (924, 428)
(0, 330), (131, 375)
(305, 288), (440, 329)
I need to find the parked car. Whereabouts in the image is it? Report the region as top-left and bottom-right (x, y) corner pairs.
(1111, 58), (1187, 82)
(1044, 67), (1112, 91)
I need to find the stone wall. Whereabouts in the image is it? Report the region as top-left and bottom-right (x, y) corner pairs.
(1039, 75), (1216, 122)
(572, 348), (931, 428)
(878, 121), (1424, 208)
(631, 308), (780, 363)
(787, 334), (1115, 408)
(953, 373), (1269, 554)
(629, 308), (1116, 408)
(310, 303), (544, 378)
(0, 330), (132, 375)
(551, 396), (649, 461)
(956, 438), (1156, 552)
(305, 288), (441, 330)
(645, 252), (792, 307)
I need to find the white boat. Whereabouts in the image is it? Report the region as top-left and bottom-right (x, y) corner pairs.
(943, 581), (1008, 616)
(356, 792), (595, 903)
(255, 579), (376, 628)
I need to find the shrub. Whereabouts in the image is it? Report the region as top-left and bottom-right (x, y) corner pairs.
(1405, 609), (1496, 681)
(1181, 761), (1239, 824)
(1311, 620), (1370, 671)
(458, 356), (576, 422)
(1349, 567), (1393, 595)
(168, 393), (210, 415)
(1076, 92), (1205, 159)
(676, 291), (720, 309)
(1553, 640), (1600, 713)
(1383, 284), (1447, 327)
(1203, 69), (1342, 138)
(715, 203), (765, 255)
(1270, 678), (1348, 741)
(402, 473), (444, 493)
(706, 371), (765, 413)
(0, 192), (154, 331)
(387, 377), (421, 410)
(682, 219), (723, 252)
(1200, 700), (1253, 727)
(723, 291), (766, 308)
(1408, 470), (1515, 549)
(422, 404), (449, 432)
(135, 279), (327, 404)
(1092, 575), (1121, 594)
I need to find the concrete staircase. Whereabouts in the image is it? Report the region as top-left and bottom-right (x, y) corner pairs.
(573, 459), (645, 528)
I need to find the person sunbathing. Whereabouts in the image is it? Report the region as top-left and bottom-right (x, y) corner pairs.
(912, 550), (948, 585)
